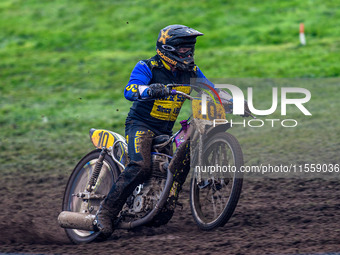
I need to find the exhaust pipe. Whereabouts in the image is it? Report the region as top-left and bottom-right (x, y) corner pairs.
(58, 211), (97, 231)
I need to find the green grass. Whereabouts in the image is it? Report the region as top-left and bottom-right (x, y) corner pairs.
(0, 0), (339, 175)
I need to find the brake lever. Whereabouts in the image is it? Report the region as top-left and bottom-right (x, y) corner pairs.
(244, 110), (256, 119)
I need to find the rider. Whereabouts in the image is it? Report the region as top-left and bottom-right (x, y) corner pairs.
(96, 24), (212, 236)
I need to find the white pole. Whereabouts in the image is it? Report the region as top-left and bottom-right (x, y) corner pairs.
(299, 23), (306, 45)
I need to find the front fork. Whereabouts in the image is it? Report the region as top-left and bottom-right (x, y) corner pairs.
(192, 132), (203, 184)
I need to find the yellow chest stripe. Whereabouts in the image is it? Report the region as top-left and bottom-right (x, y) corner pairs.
(150, 86), (190, 121)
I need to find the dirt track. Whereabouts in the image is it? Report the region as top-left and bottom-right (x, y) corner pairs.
(1, 171), (340, 255)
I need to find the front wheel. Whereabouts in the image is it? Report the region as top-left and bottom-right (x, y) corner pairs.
(62, 149), (120, 244)
(190, 132), (243, 230)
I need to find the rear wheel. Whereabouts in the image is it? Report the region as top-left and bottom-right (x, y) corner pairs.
(190, 132), (243, 230)
(62, 149), (119, 243)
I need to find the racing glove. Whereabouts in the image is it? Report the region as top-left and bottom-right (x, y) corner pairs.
(147, 83), (170, 99)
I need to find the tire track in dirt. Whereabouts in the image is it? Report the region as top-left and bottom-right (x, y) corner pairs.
(1, 172), (340, 255)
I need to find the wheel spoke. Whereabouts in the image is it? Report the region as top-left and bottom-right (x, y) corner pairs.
(190, 133), (243, 229)
(63, 152), (117, 243)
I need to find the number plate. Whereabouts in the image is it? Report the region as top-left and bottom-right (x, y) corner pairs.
(192, 98), (226, 120)
(90, 129), (116, 149)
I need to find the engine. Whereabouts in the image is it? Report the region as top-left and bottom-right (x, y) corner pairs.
(119, 153), (169, 219)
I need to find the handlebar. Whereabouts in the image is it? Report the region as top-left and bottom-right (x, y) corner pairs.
(170, 89), (194, 100)
(168, 85), (255, 119)
(141, 84), (256, 119)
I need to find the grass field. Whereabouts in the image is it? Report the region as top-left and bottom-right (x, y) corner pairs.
(0, 0), (339, 176)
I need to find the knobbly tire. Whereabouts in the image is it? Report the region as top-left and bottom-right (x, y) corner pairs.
(62, 149), (120, 244)
(190, 132), (244, 230)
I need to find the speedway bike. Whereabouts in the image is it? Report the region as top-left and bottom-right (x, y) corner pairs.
(58, 85), (246, 244)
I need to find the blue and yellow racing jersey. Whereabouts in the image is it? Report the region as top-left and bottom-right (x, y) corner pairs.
(124, 55), (211, 134)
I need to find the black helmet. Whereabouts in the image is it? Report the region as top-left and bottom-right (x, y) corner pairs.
(156, 24), (203, 71)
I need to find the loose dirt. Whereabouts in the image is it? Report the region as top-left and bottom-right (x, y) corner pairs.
(1, 171), (340, 255)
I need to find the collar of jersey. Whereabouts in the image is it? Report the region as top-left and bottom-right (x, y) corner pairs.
(160, 60), (172, 71)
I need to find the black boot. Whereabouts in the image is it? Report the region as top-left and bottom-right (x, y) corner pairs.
(95, 201), (116, 237)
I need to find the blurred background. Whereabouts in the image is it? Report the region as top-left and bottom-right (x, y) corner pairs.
(1, 0), (339, 173)
(1, 1), (340, 254)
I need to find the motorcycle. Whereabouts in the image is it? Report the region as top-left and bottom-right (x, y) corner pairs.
(58, 85), (247, 244)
